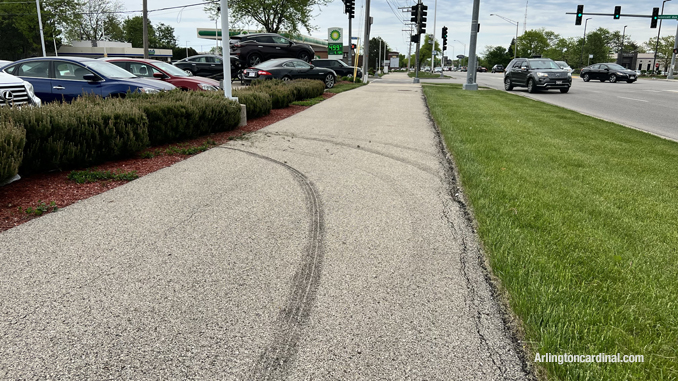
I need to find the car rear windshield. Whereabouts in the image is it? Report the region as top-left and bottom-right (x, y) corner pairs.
(84, 61), (136, 78)
(255, 59), (284, 69)
(529, 60), (560, 70)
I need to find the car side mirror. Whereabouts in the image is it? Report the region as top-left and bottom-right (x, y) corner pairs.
(82, 74), (100, 82)
(153, 72), (166, 79)
(604, 68), (609, 71)
(309, 64), (314, 69)
(521, 66), (528, 71)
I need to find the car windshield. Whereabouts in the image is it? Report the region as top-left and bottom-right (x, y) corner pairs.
(154, 61), (189, 77)
(555, 61), (569, 67)
(529, 60), (560, 70)
(84, 61), (136, 78)
(607, 64), (627, 71)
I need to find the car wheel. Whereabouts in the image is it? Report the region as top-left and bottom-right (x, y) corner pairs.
(504, 77), (513, 91)
(298, 51), (311, 62)
(582, 73), (590, 82)
(184, 69), (194, 76)
(247, 53), (262, 67)
(281, 76), (292, 82)
(527, 78), (537, 93)
(609, 74), (617, 83)
(559, 87), (570, 93)
(324, 74), (335, 89)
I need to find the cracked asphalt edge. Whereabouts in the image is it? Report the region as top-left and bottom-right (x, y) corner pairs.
(421, 87), (539, 381)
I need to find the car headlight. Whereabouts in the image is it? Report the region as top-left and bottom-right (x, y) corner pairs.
(616, 72), (624, 76)
(567, 72), (572, 77)
(23, 81), (35, 96)
(198, 83), (218, 91)
(536, 72), (549, 78)
(141, 88), (160, 94)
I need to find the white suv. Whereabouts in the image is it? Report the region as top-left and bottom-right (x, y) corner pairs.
(0, 70), (42, 107)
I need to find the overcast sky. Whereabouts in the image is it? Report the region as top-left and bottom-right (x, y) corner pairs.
(118, 0), (678, 57)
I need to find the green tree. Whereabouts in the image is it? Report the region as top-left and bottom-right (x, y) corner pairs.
(482, 45), (511, 68)
(0, 0), (81, 59)
(63, 0), (122, 42)
(155, 23), (177, 49)
(204, 0), (331, 35)
(368, 37), (390, 71)
(121, 16), (154, 48)
(516, 29), (549, 58)
(418, 34), (441, 69)
(581, 28), (610, 66)
(644, 36), (675, 72)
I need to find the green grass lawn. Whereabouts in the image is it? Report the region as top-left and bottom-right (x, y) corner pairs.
(423, 84), (678, 381)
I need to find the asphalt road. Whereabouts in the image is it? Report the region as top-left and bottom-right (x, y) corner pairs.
(0, 73), (529, 380)
(442, 72), (678, 142)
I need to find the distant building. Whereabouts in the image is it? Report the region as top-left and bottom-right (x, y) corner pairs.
(58, 41), (173, 61)
(613, 51), (673, 72)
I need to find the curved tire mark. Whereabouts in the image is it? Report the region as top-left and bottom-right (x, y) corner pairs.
(219, 147), (324, 380)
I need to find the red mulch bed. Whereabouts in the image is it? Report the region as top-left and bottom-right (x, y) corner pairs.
(0, 92), (337, 232)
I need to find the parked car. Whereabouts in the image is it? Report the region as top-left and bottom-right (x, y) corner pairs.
(173, 54), (241, 80)
(102, 58), (220, 91)
(580, 63), (637, 83)
(311, 59), (362, 78)
(504, 57), (572, 93)
(477, 66), (488, 72)
(242, 58), (336, 88)
(434, 67), (443, 73)
(491, 64), (504, 73)
(0, 60), (13, 67)
(0, 71), (42, 107)
(554, 61), (573, 73)
(230, 33), (315, 67)
(2, 56), (175, 103)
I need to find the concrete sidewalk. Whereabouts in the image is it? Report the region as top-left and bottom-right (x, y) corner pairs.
(0, 73), (529, 380)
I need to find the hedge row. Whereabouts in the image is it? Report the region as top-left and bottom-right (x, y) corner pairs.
(0, 78), (327, 176)
(0, 117), (26, 183)
(0, 98), (149, 174)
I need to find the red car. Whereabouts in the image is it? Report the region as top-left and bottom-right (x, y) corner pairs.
(101, 58), (221, 91)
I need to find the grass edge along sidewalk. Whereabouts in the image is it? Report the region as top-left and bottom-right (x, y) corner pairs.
(423, 84), (677, 381)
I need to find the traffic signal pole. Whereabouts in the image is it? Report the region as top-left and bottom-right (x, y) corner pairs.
(362, 0), (371, 83)
(430, 0), (437, 72)
(414, 2), (422, 83)
(463, 0), (480, 90)
(669, 23), (678, 79)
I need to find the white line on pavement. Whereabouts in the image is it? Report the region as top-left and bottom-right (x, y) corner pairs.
(617, 96), (648, 102)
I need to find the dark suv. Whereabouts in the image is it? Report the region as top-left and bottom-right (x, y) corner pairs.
(504, 58), (571, 93)
(311, 59), (362, 78)
(491, 64), (504, 73)
(230, 33), (315, 67)
(173, 54), (242, 80)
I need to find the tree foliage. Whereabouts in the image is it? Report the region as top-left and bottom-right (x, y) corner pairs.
(0, 0), (81, 60)
(204, 0), (331, 35)
(63, 0), (122, 43)
(368, 37), (390, 71)
(109, 16), (177, 49)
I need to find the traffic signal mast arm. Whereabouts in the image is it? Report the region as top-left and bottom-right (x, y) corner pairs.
(566, 11), (663, 18)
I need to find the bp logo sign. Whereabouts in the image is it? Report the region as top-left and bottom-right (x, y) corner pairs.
(328, 27), (343, 42)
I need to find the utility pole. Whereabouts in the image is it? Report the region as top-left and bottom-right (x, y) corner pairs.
(653, 0), (671, 74)
(348, 10), (353, 66)
(142, 0), (149, 59)
(362, 0), (371, 83)
(463, 0), (480, 90)
(430, 0), (437, 72)
(35, 0), (46, 57)
(378, 38), (381, 74)
(669, 22), (678, 79)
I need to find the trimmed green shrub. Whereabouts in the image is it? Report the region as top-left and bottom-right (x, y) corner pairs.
(286, 79), (325, 101)
(1, 97), (149, 174)
(0, 116), (26, 183)
(231, 90), (272, 119)
(248, 80), (295, 109)
(127, 90), (241, 145)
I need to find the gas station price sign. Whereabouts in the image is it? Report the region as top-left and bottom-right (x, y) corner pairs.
(328, 43), (343, 56)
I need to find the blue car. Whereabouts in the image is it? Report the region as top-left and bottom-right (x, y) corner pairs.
(0, 56), (175, 103)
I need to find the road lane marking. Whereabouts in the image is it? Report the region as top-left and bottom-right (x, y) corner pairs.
(643, 90), (662, 92)
(617, 96), (648, 102)
(666, 90), (678, 93)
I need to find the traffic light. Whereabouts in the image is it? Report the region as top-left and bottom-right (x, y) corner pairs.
(410, 34), (419, 43)
(674, 48), (678, 55)
(614, 6), (621, 19)
(575, 5), (584, 25)
(651, 7), (659, 28)
(442, 26), (448, 51)
(411, 5), (419, 24)
(344, 0), (355, 18)
(419, 5), (428, 34)
(351, 43), (356, 50)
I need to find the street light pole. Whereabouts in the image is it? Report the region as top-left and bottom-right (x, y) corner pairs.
(668, 22), (678, 79)
(455, 39), (466, 67)
(490, 13), (518, 59)
(35, 0), (46, 57)
(580, 18), (592, 68)
(653, 0), (672, 74)
(619, 25), (627, 67)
